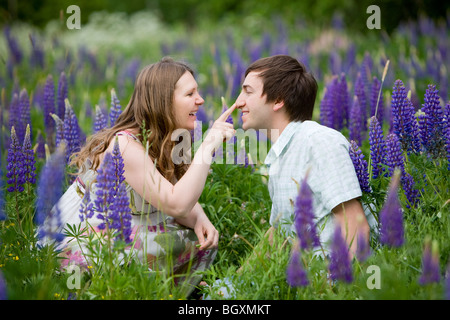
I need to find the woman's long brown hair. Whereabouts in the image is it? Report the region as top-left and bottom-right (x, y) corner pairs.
(70, 57), (192, 183)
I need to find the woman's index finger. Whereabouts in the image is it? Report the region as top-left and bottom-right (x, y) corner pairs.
(217, 103), (237, 121)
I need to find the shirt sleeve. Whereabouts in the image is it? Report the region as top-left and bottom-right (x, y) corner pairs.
(306, 129), (362, 217)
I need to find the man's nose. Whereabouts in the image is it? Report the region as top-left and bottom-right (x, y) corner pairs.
(235, 94), (245, 109)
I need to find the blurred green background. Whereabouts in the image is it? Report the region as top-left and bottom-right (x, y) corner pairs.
(1, 0), (449, 34)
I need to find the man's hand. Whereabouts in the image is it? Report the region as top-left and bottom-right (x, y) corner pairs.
(332, 198), (370, 259)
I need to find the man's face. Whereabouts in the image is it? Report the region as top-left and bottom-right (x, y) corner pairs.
(235, 71), (273, 131)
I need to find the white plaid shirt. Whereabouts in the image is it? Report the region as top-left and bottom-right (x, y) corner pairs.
(264, 121), (368, 251)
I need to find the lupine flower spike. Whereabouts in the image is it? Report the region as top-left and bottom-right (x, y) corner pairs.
(368, 116), (387, 179)
(419, 237), (441, 285)
(43, 75), (56, 142)
(329, 226), (353, 283)
(418, 84), (446, 159)
(95, 139), (132, 243)
(93, 105), (107, 133)
(22, 124), (37, 185)
(57, 71), (68, 120)
(63, 99), (82, 163)
(109, 89), (122, 127)
(294, 173), (320, 250)
(445, 103), (450, 170)
(391, 80), (421, 153)
(349, 140), (371, 193)
(379, 169), (404, 247)
(6, 126), (25, 193)
(349, 96), (364, 146)
(35, 143), (67, 244)
(286, 241), (309, 287)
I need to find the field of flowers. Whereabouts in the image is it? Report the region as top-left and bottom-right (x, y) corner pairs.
(0, 10), (449, 301)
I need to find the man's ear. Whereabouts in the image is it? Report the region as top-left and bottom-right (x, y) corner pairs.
(273, 100), (285, 112)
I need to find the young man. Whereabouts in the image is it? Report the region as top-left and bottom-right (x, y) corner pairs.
(235, 55), (376, 256)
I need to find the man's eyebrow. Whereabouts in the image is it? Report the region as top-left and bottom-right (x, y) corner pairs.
(242, 84), (253, 90)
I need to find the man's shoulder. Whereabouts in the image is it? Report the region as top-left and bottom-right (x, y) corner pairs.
(291, 121), (348, 145)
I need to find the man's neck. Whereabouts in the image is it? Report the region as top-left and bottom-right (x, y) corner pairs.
(267, 117), (290, 143)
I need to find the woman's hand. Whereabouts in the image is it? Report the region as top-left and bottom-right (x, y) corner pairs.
(175, 202), (219, 251)
(202, 103), (237, 154)
(194, 213), (219, 251)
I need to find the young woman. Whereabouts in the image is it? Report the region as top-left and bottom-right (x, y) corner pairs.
(51, 57), (236, 293)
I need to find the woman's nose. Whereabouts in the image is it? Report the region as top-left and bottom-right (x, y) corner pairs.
(196, 94), (205, 105)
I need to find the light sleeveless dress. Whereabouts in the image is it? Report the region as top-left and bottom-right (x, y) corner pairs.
(52, 130), (217, 293)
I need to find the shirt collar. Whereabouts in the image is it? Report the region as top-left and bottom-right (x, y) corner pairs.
(264, 121), (302, 166)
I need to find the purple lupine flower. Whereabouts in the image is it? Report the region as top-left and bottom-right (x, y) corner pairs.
(8, 93), (19, 140)
(109, 182), (132, 243)
(18, 89), (31, 143)
(51, 113), (64, 150)
(356, 230), (371, 262)
(94, 153), (116, 225)
(401, 172), (419, 209)
(111, 137), (125, 188)
(329, 226), (353, 283)
(385, 133), (405, 177)
(349, 140), (371, 193)
(79, 184), (94, 222)
(43, 75), (56, 143)
(294, 175), (320, 250)
(418, 84), (446, 159)
(0, 270), (7, 300)
(35, 131), (46, 159)
(379, 170), (404, 247)
(93, 105), (107, 133)
(359, 52), (373, 97)
(370, 76), (384, 123)
(338, 73), (350, 129)
(391, 80), (421, 153)
(368, 116), (387, 179)
(57, 72), (68, 121)
(29, 33), (45, 69)
(6, 126), (25, 193)
(0, 155), (6, 220)
(94, 144), (131, 243)
(349, 96), (363, 146)
(418, 238), (441, 285)
(385, 133), (419, 208)
(286, 245), (309, 287)
(22, 124), (37, 185)
(109, 89), (122, 127)
(446, 103), (450, 170)
(35, 144), (66, 243)
(320, 76), (339, 130)
(63, 99), (81, 163)
(4, 26), (22, 65)
(354, 73), (368, 131)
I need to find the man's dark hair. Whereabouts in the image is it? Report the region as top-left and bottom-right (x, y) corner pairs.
(245, 55), (318, 121)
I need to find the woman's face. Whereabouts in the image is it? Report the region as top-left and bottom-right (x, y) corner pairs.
(173, 71), (204, 130)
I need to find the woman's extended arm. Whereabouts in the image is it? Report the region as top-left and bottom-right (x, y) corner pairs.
(110, 104), (236, 219)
